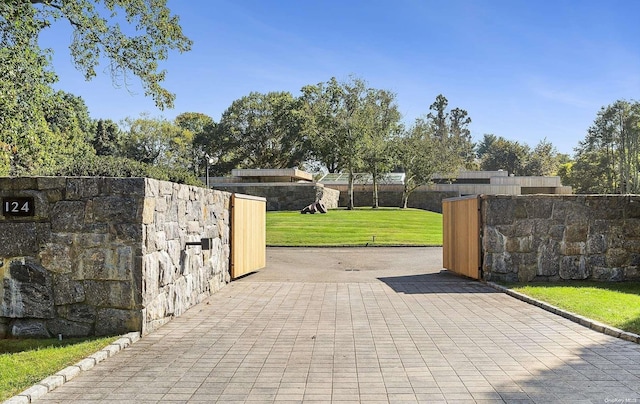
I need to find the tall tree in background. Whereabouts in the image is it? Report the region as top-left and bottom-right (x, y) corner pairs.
(479, 136), (530, 175)
(449, 106), (475, 168)
(175, 112), (215, 176)
(394, 94), (471, 208)
(524, 138), (561, 176)
(92, 119), (122, 156)
(212, 92), (306, 173)
(360, 89), (401, 208)
(175, 113), (215, 136)
(120, 114), (194, 171)
(427, 94), (475, 169)
(476, 134), (497, 160)
(301, 76), (395, 209)
(572, 100), (640, 193)
(394, 118), (460, 208)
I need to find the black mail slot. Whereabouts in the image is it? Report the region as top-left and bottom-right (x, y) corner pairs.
(185, 238), (213, 250)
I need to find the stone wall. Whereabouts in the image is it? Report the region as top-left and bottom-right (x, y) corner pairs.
(211, 183), (339, 211)
(329, 184), (458, 213)
(0, 177), (231, 338)
(140, 180), (231, 334)
(481, 195), (640, 283)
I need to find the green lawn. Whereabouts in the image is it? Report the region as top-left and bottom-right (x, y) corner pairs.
(0, 336), (117, 401)
(266, 207), (443, 246)
(503, 282), (640, 335)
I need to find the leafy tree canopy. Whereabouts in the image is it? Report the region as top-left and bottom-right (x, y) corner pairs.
(394, 96), (470, 208)
(212, 91), (307, 172)
(301, 76), (401, 209)
(120, 114), (194, 170)
(1, 0), (192, 109)
(572, 99), (640, 193)
(175, 112), (215, 136)
(92, 118), (121, 156)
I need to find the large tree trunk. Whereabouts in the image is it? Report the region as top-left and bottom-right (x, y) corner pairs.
(348, 170), (355, 210)
(372, 167), (379, 208)
(401, 184), (409, 209)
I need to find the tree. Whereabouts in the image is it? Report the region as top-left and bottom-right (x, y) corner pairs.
(392, 94), (475, 208)
(175, 112), (215, 176)
(427, 94), (475, 168)
(479, 136), (530, 175)
(0, 69), (94, 174)
(360, 89), (402, 208)
(120, 114), (194, 171)
(524, 138), (561, 176)
(0, 3), (57, 175)
(1, 0), (192, 109)
(213, 92), (307, 172)
(1, 0), (191, 175)
(92, 119), (122, 156)
(476, 134), (498, 160)
(448, 106), (475, 168)
(427, 94), (449, 140)
(394, 117), (462, 208)
(573, 100), (640, 194)
(569, 149), (612, 193)
(301, 76), (392, 209)
(556, 161), (574, 190)
(176, 112), (215, 135)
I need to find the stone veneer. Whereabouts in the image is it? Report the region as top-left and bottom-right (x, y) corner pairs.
(0, 177), (231, 338)
(481, 195), (640, 283)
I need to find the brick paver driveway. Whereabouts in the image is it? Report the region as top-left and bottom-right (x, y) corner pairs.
(35, 247), (640, 403)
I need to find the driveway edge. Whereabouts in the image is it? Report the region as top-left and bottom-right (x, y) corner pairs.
(487, 282), (640, 345)
(2, 332), (141, 404)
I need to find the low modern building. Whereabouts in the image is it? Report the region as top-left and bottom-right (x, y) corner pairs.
(211, 168), (314, 184)
(430, 170), (572, 195)
(206, 169), (572, 212)
(318, 170), (572, 196)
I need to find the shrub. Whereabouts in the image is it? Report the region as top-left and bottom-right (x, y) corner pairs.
(36, 155), (203, 186)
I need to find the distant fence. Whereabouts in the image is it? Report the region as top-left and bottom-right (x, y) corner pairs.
(231, 193), (266, 279)
(442, 195), (481, 279)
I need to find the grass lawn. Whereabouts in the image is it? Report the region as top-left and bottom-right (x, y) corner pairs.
(502, 281), (640, 335)
(0, 336), (117, 401)
(266, 207), (442, 246)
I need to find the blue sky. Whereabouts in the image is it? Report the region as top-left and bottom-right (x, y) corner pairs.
(39, 0), (640, 156)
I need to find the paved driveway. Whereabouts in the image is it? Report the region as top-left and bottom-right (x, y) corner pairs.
(35, 247), (640, 403)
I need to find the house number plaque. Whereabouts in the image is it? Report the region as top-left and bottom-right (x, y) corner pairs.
(2, 197), (35, 217)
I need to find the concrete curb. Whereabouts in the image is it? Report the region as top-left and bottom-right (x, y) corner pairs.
(487, 282), (640, 345)
(2, 332), (140, 404)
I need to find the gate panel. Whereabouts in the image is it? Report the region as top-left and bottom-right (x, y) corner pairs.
(442, 195), (481, 279)
(231, 193), (266, 279)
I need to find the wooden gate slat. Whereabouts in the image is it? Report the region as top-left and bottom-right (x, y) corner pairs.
(442, 195), (480, 279)
(231, 193), (266, 279)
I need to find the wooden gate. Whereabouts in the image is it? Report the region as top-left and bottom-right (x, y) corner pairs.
(231, 193), (266, 279)
(442, 195), (481, 280)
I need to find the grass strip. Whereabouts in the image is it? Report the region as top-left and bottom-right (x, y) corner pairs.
(0, 336), (117, 401)
(503, 281), (640, 335)
(266, 207), (443, 246)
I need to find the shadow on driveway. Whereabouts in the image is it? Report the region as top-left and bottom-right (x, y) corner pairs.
(377, 271), (497, 294)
